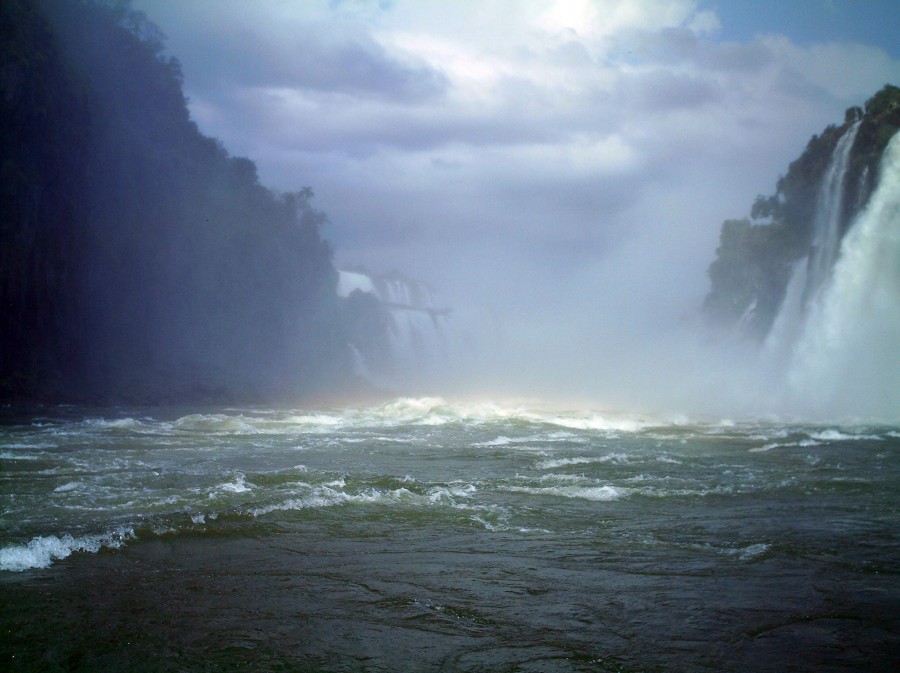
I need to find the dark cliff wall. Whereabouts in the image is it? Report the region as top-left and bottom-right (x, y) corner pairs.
(1, 0), (349, 403)
(703, 85), (900, 339)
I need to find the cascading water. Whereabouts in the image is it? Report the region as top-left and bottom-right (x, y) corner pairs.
(805, 121), (861, 301)
(764, 123), (860, 363)
(338, 270), (457, 389)
(763, 259), (808, 362)
(377, 277), (450, 380)
(787, 131), (900, 417)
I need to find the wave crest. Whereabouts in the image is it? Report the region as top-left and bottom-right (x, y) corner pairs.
(0, 527), (135, 572)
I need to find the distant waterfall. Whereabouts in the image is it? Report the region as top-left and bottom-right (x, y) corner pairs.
(339, 270), (456, 389)
(787, 131), (900, 417)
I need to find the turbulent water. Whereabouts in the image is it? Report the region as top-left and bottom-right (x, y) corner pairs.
(789, 132), (900, 416)
(2, 397), (898, 672)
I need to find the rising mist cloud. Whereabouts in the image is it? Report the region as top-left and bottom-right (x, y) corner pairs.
(134, 0), (900, 411)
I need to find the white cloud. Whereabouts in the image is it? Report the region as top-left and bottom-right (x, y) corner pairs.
(760, 35), (900, 101)
(535, 0), (701, 39)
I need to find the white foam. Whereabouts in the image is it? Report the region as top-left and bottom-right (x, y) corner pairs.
(750, 437), (825, 452)
(0, 527), (135, 572)
(476, 436), (512, 447)
(0, 451), (42, 460)
(250, 397), (697, 434)
(536, 453), (629, 469)
(732, 543), (771, 561)
(84, 417), (144, 431)
(427, 483), (477, 503)
(1, 442), (57, 450)
(216, 474), (252, 494)
(809, 430), (882, 441)
(543, 415), (646, 432)
(249, 479), (488, 518)
(656, 455), (682, 464)
(173, 414), (259, 434)
(749, 430), (790, 441)
(632, 484), (739, 498)
(250, 485), (417, 516)
(811, 430), (854, 441)
(283, 413), (344, 428)
(750, 443), (781, 453)
(536, 456), (595, 469)
(504, 484), (627, 501)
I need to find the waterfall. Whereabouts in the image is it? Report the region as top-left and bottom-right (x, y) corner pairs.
(763, 259), (808, 362)
(805, 121), (861, 303)
(787, 131), (900, 417)
(764, 122), (860, 364)
(338, 270), (456, 388)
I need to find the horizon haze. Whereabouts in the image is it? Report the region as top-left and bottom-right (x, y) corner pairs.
(130, 0), (900, 418)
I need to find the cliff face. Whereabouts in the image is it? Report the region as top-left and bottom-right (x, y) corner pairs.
(1, 0), (348, 403)
(703, 85), (900, 340)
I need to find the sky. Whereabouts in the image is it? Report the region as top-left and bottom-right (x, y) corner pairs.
(132, 0), (900, 409)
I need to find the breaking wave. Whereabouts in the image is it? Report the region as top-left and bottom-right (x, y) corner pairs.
(0, 527), (135, 572)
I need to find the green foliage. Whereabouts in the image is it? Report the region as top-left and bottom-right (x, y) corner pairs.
(864, 84), (900, 117)
(750, 194), (781, 221)
(860, 85), (900, 175)
(1, 0), (349, 403)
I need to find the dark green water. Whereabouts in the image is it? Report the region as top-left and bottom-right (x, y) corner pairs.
(2, 398), (898, 671)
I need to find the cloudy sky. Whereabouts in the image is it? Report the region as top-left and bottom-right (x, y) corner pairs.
(133, 0), (899, 406)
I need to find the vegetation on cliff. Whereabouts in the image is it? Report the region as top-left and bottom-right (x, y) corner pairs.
(1, 0), (348, 403)
(703, 84), (900, 339)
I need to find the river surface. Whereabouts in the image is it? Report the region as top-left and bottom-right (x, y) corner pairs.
(1, 397), (898, 672)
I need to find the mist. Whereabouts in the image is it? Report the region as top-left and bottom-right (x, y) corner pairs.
(7, 9), (900, 673)
(116, 0), (900, 419)
(5, 0), (897, 417)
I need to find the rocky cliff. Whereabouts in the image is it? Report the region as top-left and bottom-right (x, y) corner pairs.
(1, 0), (348, 403)
(703, 85), (900, 341)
